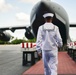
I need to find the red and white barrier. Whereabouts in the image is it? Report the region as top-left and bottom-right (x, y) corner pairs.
(74, 42), (76, 45)
(67, 41), (76, 49)
(21, 42), (24, 48)
(21, 42), (36, 48)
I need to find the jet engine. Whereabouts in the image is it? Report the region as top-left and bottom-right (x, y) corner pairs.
(25, 27), (34, 39)
(0, 31), (11, 41)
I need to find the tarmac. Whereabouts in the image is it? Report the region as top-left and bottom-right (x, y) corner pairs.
(0, 45), (76, 75)
(0, 44), (32, 75)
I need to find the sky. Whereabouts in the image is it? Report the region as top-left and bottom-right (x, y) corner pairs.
(0, 0), (76, 41)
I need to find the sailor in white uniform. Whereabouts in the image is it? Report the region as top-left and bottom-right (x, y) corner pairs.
(36, 13), (63, 75)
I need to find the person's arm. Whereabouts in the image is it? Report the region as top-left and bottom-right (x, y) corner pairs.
(55, 27), (63, 47)
(36, 26), (42, 56)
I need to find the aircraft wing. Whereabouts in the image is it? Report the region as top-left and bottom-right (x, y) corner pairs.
(0, 25), (30, 32)
(70, 24), (76, 27)
(0, 25), (34, 41)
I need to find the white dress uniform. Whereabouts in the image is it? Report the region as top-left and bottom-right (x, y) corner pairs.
(36, 13), (63, 75)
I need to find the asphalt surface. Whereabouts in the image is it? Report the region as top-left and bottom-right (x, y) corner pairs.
(0, 44), (32, 75)
(0, 45), (75, 75)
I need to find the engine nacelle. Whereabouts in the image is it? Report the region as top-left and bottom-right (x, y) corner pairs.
(24, 27), (34, 39)
(0, 31), (11, 41)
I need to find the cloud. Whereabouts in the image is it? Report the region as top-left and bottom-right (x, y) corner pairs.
(0, 0), (13, 12)
(16, 12), (30, 22)
(18, 0), (40, 4)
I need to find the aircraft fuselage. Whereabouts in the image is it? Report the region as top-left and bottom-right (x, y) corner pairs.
(30, 0), (69, 45)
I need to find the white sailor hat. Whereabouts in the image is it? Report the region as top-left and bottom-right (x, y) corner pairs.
(43, 13), (54, 18)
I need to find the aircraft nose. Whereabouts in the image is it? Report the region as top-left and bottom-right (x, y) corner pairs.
(40, 0), (48, 6)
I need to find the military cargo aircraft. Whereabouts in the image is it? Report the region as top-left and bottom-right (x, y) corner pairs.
(0, 0), (76, 45)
